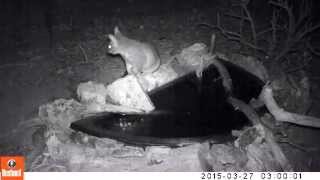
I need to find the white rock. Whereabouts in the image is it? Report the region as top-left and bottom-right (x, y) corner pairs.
(105, 75), (155, 112)
(77, 81), (108, 105)
(179, 43), (208, 67)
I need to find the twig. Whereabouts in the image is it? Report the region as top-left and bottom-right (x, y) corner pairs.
(209, 33), (216, 54)
(269, 9), (278, 56)
(223, 13), (249, 21)
(307, 42), (320, 56)
(269, 0), (320, 61)
(298, 23), (320, 40)
(285, 63), (309, 74)
(256, 28), (273, 37)
(239, 9), (245, 47)
(199, 0), (265, 55)
(240, 1), (257, 52)
(199, 14), (265, 53)
(79, 43), (88, 62)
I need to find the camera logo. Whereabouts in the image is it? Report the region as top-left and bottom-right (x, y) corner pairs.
(7, 159), (16, 169)
(1, 156), (24, 180)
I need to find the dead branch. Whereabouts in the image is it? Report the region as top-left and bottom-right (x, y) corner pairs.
(201, 14), (241, 38)
(297, 24), (320, 40)
(201, 53), (292, 170)
(260, 84), (320, 128)
(205, 34), (233, 93)
(212, 49), (292, 170)
(79, 43), (88, 62)
(227, 97), (260, 125)
(307, 42), (320, 56)
(269, 0), (320, 61)
(207, 55), (233, 93)
(202, 0), (319, 63)
(239, 1), (257, 51)
(269, 1), (294, 35)
(227, 96), (293, 171)
(256, 28), (273, 37)
(223, 12), (249, 21)
(199, 13), (264, 53)
(277, 139), (309, 152)
(225, 0), (258, 54)
(268, 9), (279, 56)
(285, 63), (309, 74)
(239, 9), (245, 47)
(209, 33), (216, 55)
(199, 0), (266, 55)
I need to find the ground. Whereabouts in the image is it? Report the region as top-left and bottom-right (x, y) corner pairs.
(0, 0), (320, 171)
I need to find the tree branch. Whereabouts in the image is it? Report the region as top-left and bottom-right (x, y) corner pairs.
(260, 84), (320, 128)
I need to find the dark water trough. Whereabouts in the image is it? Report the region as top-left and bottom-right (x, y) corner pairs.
(71, 60), (265, 147)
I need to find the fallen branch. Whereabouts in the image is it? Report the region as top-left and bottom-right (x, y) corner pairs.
(210, 57), (233, 93)
(277, 139), (310, 152)
(227, 97), (260, 125)
(260, 84), (320, 128)
(227, 96), (293, 171)
(212, 47), (292, 170)
(205, 34), (233, 93)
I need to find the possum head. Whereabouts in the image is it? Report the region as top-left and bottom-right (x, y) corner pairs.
(107, 26), (124, 55)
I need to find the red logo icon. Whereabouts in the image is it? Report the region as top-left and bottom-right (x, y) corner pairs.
(0, 156), (24, 180)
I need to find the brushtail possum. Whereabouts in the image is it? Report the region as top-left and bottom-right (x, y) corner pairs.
(107, 27), (161, 75)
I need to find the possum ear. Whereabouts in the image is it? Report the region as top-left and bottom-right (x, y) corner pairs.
(114, 26), (123, 37)
(108, 34), (118, 46)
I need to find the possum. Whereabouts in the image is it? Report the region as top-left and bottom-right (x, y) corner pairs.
(107, 26), (161, 75)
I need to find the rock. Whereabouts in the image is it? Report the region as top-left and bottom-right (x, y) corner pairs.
(76, 78), (155, 113)
(198, 143), (248, 171)
(176, 43), (214, 78)
(111, 146), (145, 158)
(77, 81), (108, 105)
(146, 146), (171, 165)
(105, 75), (155, 112)
(179, 43), (208, 67)
(38, 98), (84, 129)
